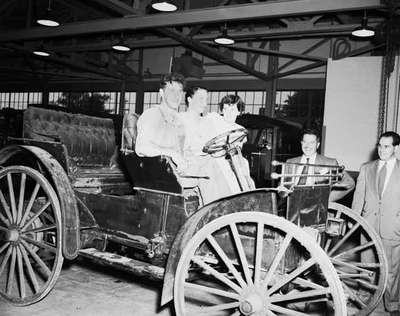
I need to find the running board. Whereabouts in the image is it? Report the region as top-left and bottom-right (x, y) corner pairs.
(79, 248), (165, 282)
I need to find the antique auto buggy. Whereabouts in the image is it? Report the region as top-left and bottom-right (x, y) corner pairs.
(0, 106), (387, 315)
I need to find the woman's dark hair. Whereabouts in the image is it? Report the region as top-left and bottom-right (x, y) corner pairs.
(159, 72), (186, 90)
(185, 86), (207, 106)
(218, 94), (245, 112)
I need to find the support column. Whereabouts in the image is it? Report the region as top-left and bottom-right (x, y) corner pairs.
(263, 40), (279, 117)
(135, 49), (144, 114)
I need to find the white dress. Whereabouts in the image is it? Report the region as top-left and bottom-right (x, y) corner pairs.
(179, 112), (254, 205)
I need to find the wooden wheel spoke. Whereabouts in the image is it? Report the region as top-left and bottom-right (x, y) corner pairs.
(20, 239), (51, 278)
(331, 258), (373, 275)
(16, 246), (26, 299)
(20, 183), (40, 226)
(0, 244), (12, 276)
(292, 277), (324, 290)
(0, 189), (13, 223)
(206, 235), (247, 288)
(192, 256), (242, 293)
(19, 243), (40, 294)
(333, 241), (375, 259)
(21, 200), (51, 232)
(23, 224), (56, 235)
(266, 258), (316, 295)
(254, 222), (264, 286)
(6, 247), (17, 294)
(328, 222), (360, 256)
(0, 241), (10, 255)
(262, 234), (292, 289)
(229, 224), (253, 286)
(270, 288), (331, 303)
(342, 282), (367, 308)
(16, 173), (26, 224)
(338, 272), (373, 280)
(193, 302), (240, 314)
(0, 225), (8, 233)
(268, 303), (310, 316)
(7, 173), (17, 224)
(0, 212), (9, 227)
(357, 279), (379, 291)
(184, 282), (240, 300)
(22, 235), (57, 254)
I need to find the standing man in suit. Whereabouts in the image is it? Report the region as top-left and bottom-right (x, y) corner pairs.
(352, 131), (400, 316)
(286, 128), (355, 201)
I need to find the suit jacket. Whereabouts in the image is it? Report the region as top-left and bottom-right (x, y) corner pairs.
(286, 154), (355, 202)
(352, 159), (400, 241)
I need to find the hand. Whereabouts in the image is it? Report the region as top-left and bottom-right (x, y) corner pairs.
(332, 182), (350, 189)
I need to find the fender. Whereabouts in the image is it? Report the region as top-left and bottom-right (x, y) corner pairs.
(0, 145), (80, 260)
(161, 188), (277, 306)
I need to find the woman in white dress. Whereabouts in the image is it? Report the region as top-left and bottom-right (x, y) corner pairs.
(180, 89), (254, 204)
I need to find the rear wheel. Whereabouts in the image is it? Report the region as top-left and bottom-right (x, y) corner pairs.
(174, 211), (347, 316)
(0, 166), (63, 306)
(323, 202), (388, 316)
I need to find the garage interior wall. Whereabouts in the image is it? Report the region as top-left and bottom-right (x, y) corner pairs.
(323, 57), (382, 172)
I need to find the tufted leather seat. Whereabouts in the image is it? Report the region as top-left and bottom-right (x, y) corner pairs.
(23, 107), (132, 195)
(23, 107), (117, 168)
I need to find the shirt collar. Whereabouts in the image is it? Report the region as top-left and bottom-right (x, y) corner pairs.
(379, 156), (396, 168)
(302, 153), (317, 163)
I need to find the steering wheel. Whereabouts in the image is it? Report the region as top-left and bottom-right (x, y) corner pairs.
(202, 128), (248, 156)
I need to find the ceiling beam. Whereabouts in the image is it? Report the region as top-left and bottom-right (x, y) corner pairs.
(49, 23), (360, 53)
(87, 0), (141, 15)
(158, 27), (272, 81)
(0, 44), (124, 80)
(0, 0), (383, 42)
(205, 41), (327, 62)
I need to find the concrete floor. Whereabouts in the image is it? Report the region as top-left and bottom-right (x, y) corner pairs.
(0, 258), (390, 316)
(0, 258), (173, 316)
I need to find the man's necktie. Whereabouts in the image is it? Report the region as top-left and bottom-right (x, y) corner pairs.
(378, 162), (387, 198)
(298, 158), (309, 185)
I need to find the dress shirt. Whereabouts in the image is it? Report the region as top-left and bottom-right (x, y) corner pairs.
(378, 157), (396, 195)
(297, 154), (317, 185)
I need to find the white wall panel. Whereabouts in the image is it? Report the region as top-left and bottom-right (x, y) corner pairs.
(323, 57), (382, 171)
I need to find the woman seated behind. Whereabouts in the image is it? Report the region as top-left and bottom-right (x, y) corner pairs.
(122, 113), (139, 151)
(180, 89), (255, 204)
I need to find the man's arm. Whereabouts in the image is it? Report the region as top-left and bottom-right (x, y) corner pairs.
(135, 109), (187, 169)
(351, 165), (366, 215)
(329, 159), (355, 202)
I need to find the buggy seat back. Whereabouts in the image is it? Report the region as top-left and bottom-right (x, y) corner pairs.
(23, 107), (117, 169)
(122, 152), (183, 195)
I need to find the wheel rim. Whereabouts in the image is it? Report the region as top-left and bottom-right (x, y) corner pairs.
(323, 202), (388, 316)
(0, 166), (63, 306)
(174, 212), (347, 316)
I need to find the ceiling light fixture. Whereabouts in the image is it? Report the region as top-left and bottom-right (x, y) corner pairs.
(33, 45), (50, 57)
(352, 10), (375, 38)
(37, 0), (59, 27)
(112, 34), (131, 52)
(151, 0), (178, 12)
(214, 24), (235, 45)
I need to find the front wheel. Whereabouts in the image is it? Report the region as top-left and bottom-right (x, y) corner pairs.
(174, 212), (347, 316)
(0, 166), (63, 306)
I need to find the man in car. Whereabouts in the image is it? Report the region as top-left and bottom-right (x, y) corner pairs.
(135, 72), (187, 171)
(285, 128), (355, 202)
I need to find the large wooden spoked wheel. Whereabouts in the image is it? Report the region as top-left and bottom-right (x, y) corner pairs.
(174, 212), (347, 316)
(323, 203), (388, 316)
(0, 166), (63, 306)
